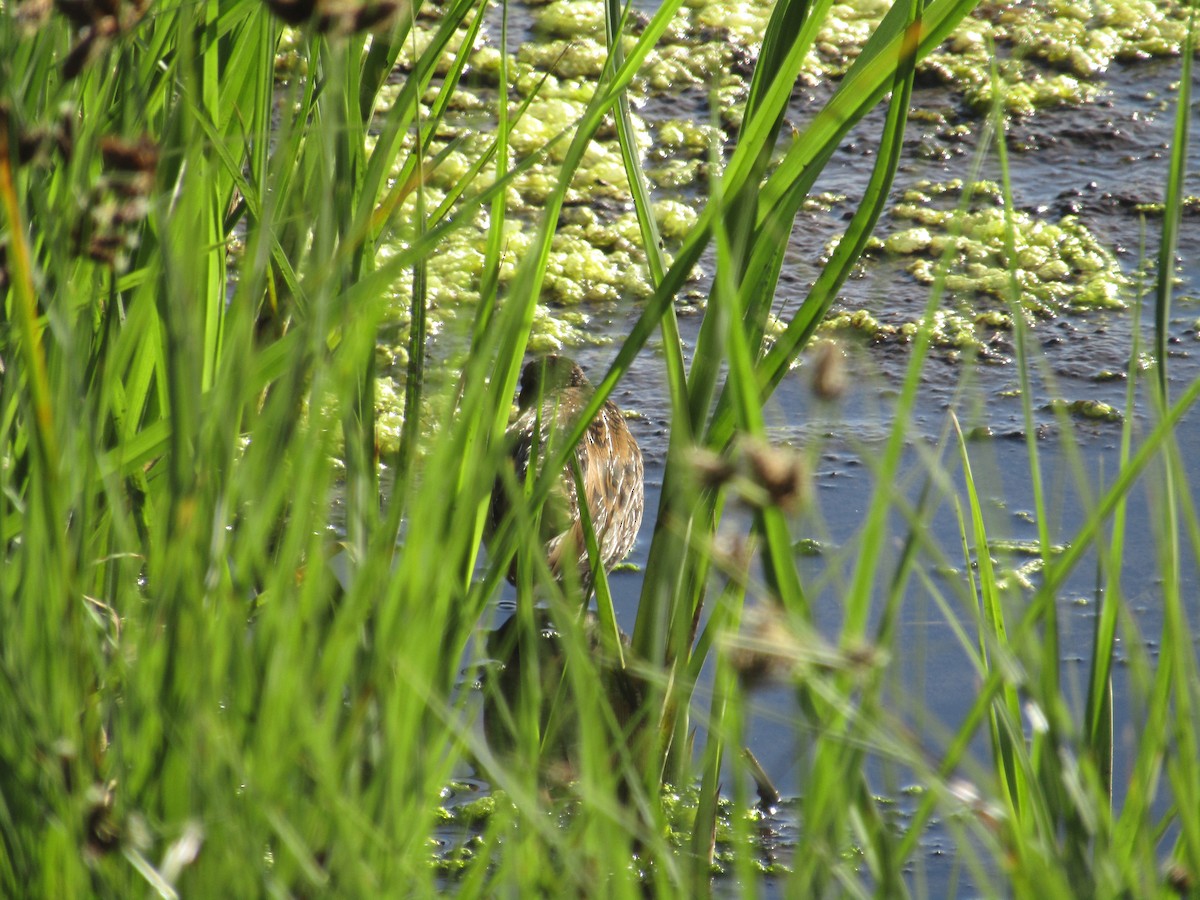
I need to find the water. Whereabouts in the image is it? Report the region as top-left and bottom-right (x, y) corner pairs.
(418, 0), (1200, 875)
(497, 54), (1200, 893)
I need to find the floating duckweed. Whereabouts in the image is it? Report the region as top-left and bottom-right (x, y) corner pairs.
(545, 234), (627, 304)
(375, 378), (406, 456)
(380, 214), (615, 364)
(563, 217), (636, 253)
(885, 184), (1127, 322)
(515, 68), (600, 102)
(655, 119), (723, 156)
(805, 0), (895, 77)
(1053, 398), (1123, 422)
(1132, 196), (1200, 216)
(693, 0), (773, 46)
(884, 227), (933, 255)
(451, 795), (497, 826)
(395, 16), (489, 76)
(991, 538), (1065, 557)
(659, 783), (792, 870)
(969, 180), (1003, 200)
(802, 191), (846, 212)
(529, 306), (599, 350)
(913, 0), (1191, 114)
(428, 149), (473, 188)
(653, 199), (700, 240)
(518, 37), (608, 79)
(535, 0), (606, 37)
(891, 203), (949, 227)
(924, 310), (986, 351)
(642, 43), (735, 92)
(715, 84), (749, 128)
(975, 310), (1012, 328)
(993, 559), (1042, 593)
(794, 538), (823, 557)
(364, 0), (1170, 408)
(905, 259), (934, 284)
(468, 45), (503, 79)
(507, 97), (587, 158)
(648, 158), (706, 189)
(945, 20), (988, 54)
(821, 309), (894, 341)
(511, 168), (558, 206)
(965, 424), (995, 440)
(567, 160), (636, 204)
(996, 0), (1193, 72)
(966, 72), (1100, 115)
(762, 312), (787, 339)
(431, 846), (474, 875)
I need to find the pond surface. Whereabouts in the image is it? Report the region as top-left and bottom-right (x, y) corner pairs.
(466, 56), (1200, 893)
(420, 3), (1200, 888)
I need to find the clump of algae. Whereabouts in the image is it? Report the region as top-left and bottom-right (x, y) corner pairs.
(356, 0), (1174, 439)
(886, 179), (1126, 320)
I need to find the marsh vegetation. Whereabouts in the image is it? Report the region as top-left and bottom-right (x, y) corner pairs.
(1, 0), (1198, 894)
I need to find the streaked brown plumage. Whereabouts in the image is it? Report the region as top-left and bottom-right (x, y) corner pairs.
(483, 356), (646, 784)
(490, 355), (644, 592)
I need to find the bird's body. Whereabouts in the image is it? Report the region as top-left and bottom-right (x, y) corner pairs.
(482, 608), (642, 786)
(483, 356), (645, 785)
(490, 356), (644, 592)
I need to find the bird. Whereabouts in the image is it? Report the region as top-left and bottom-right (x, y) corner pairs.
(481, 608), (643, 787)
(489, 355), (644, 595)
(482, 356), (646, 785)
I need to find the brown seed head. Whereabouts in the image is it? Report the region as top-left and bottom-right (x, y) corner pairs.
(315, 0), (397, 34)
(811, 340), (848, 402)
(1165, 862), (1194, 896)
(264, 0), (399, 32)
(742, 439), (808, 512)
(729, 605), (796, 690)
(100, 134), (157, 174)
(15, 0), (54, 29)
(688, 447), (737, 490)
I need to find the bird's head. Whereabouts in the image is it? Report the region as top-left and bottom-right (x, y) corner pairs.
(517, 355), (590, 410)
